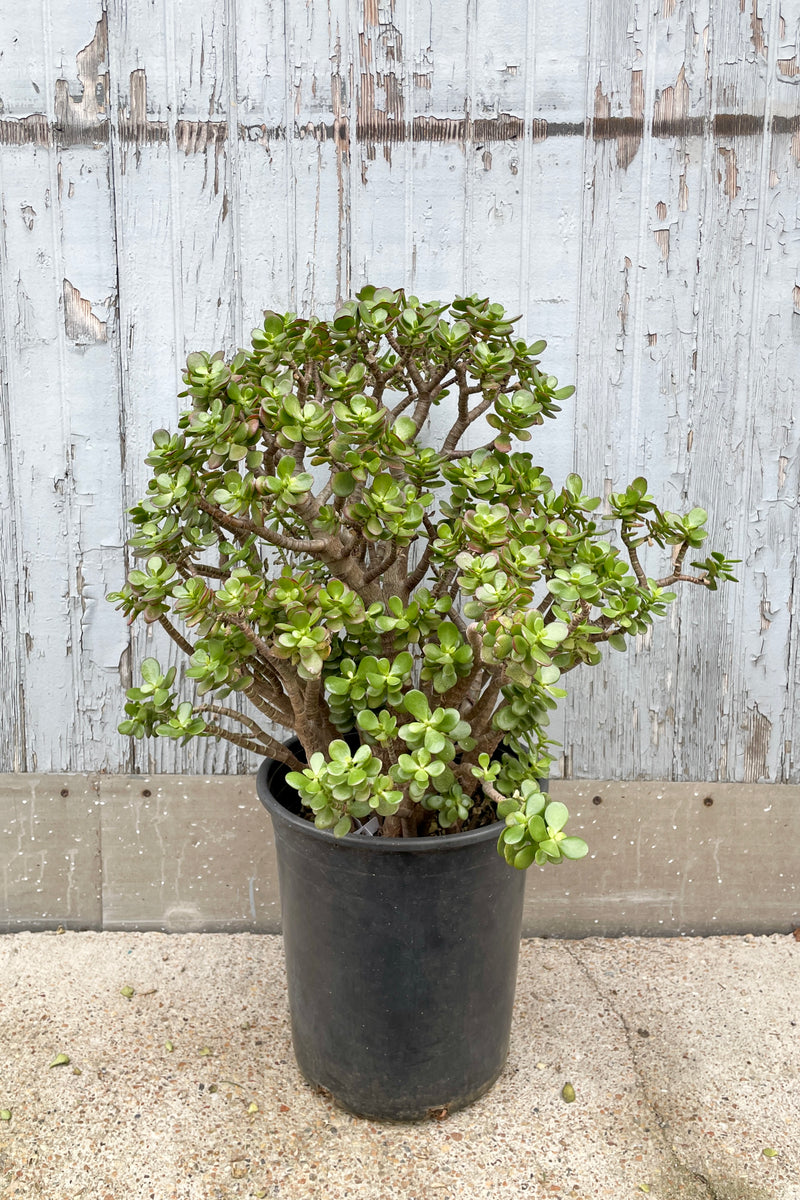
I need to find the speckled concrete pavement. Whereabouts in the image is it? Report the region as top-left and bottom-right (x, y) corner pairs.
(0, 932), (798, 1200)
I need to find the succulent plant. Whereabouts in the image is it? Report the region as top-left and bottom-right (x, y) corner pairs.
(110, 286), (737, 866)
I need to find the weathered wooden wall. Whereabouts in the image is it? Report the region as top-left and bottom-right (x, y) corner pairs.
(0, 0), (798, 782)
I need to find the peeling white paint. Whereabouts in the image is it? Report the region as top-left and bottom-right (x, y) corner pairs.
(0, 0), (798, 783)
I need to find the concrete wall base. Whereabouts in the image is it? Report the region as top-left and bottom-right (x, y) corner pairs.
(1, 774), (797, 937)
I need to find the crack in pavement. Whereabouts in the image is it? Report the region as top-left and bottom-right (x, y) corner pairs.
(562, 942), (721, 1200)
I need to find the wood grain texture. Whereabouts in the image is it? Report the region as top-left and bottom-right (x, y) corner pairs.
(0, 0), (797, 782)
(107, 0), (249, 776)
(0, 10), (128, 772)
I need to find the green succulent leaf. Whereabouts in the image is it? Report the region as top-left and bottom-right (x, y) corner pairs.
(403, 690), (430, 721)
(560, 837), (590, 860)
(393, 415), (417, 442)
(544, 801), (570, 833)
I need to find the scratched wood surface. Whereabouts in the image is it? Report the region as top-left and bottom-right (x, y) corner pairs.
(0, 0), (797, 781)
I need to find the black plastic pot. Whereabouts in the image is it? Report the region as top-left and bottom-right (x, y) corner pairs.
(256, 747), (526, 1121)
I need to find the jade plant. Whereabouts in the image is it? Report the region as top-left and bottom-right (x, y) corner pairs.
(109, 286), (737, 869)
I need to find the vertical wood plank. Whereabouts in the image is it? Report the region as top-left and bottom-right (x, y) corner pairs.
(107, 0), (245, 774)
(349, 0), (411, 292)
(0, 164), (26, 772)
(234, 0), (292, 316)
(565, 0), (672, 781)
(771, 0), (800, 782)
(107, 0), (187, 776)
(465, 0), (527, 307)
(0, 8), (127, 771)
(407, 0), (469, 300)
(675, 0), (798, 783)
(512, 0), (593, 761)
(672, 0), (775, 783)
(57, 146), (129, 770)
(282, 0), (349, 314)
(518, 0), (592, 492)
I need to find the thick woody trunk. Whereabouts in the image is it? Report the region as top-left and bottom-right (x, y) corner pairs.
(381, 790), (420, 838)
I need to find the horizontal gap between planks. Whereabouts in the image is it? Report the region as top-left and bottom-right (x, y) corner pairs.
(2, 112), (797, 150)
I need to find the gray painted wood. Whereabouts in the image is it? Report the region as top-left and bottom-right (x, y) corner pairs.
(0, 0), (797, 782)
(1, 773), (797, 936)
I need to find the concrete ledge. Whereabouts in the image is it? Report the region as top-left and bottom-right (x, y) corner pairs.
(1, 774), (798, 936)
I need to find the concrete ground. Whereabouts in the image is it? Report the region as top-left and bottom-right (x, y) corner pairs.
(0, 932), (797, 1200)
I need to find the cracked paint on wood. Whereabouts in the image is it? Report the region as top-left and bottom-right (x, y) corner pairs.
(63, 279), (108, 343)
(0, 0), (798, 783)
